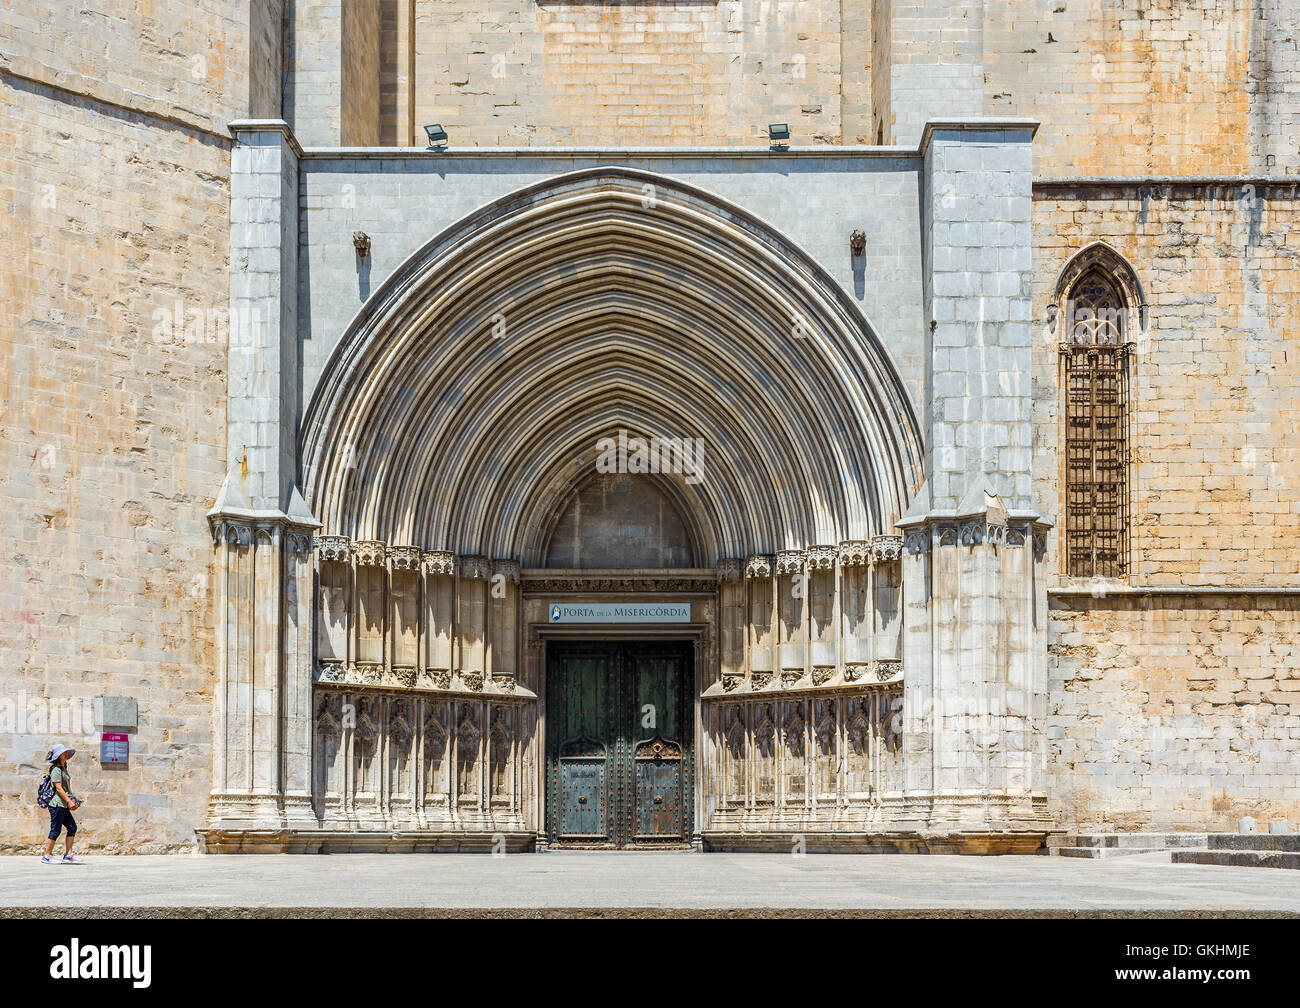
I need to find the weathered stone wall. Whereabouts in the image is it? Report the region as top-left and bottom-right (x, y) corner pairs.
(984, 0), (1299, 177)
(408, 0), (845, 145)
(0, 3), (247, 851)
(342, 0), (381, 146)
(1032, 185), (1300, 586)
(1049, 596), (1300, 832)
(1035, 185), (1300, 830)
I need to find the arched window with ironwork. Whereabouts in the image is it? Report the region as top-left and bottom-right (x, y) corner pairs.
(1053, 245), (1142, 580)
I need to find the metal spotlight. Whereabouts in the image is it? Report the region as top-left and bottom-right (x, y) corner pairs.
(424, 123), (448, 148)
(768, 123), (790, 147)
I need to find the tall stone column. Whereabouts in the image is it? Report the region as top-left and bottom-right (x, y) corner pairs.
(205, 120), (319, 850)
(896, 120), (1052, 850)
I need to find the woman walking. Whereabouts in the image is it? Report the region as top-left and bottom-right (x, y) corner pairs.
(41, 744), (83, 864)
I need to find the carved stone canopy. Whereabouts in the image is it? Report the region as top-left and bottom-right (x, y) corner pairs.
(317, 535), (351, 563)
(871, 535), (904, 563)
(387, 545), (421, 571)
(422, 550), (456, 576)
(838, 540), (870, 566)
(460, 555), (490, 580)
(492, 559), (521, 584)
(744, 555), (774, 579)
(806, 545), (836, 571)
(354, 540), (386, 567)
(775, 549), (805, 575)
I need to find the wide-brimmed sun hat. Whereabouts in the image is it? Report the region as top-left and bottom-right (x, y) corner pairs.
(46, 744), (76, 763)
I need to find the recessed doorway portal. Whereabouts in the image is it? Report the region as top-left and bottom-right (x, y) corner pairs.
(545, 641), (694, 848)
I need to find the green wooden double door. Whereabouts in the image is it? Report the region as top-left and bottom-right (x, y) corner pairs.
(546, 641), (694, 848)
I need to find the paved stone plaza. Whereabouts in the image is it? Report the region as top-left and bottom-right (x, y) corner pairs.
(0, 854), (1295, 917)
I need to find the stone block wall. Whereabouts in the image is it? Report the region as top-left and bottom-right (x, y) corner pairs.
(1035, 183), (1300, 831)
(1049, 595), (1300, 831)
(0, 3), (249, 852)
(404, 0), (845, 146)
(984, 0), (1299, 177)
(1032, 183), (1300, 586)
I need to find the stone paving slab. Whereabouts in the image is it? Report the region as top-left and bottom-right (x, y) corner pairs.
(0, 853), (1296, 917)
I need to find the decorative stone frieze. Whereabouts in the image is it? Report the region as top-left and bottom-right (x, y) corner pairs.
(744, 555), (774, 579)
(806, 545), (836, 570)
(838, 540), (871, 566)
(212, 519), (253, 547)
(317, 534), (350, 562)
(354, 540), (386, 566)
(870, 535), (903, 562)
(387, 545), (421, 570)
(422, 550), (456, 575)
(843, 662), (868, 682)
(775, 549), (805, 575)
(492, 559), (521, 583)
(874, 658), (903, 682)
(460, 555), (490, 580)
(903, 529), (929, 555)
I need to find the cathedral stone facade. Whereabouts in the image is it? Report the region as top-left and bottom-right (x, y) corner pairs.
(2, 2), (1298, 853)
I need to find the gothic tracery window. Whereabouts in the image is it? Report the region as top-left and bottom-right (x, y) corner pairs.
(1060, 266), (1132, 579)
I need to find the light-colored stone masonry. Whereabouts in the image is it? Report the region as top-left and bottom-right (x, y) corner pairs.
(1049, 595), (1300, 831)
(407, 0), (846, 146)
(3, 0), (1299, 850)
(984, 0), (1300, 177)
(1032, 186), (1300, 587)
(1034, 185), (1300, 831)
(0, 2), (254, 852)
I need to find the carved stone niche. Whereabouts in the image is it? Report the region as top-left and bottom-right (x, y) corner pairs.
(806, 545), (836, 571)
(838, 540), (870, 567)
(423, 550), (456, 576)
(354, 540), (386, 567)
(744, 554), (774, 579)
(716, 558), (742, 583)
(870, 535), (903, 563)
(775, 549), (805, 575)
(317, 535), (351, 564)
(388, 545), (421, 571)
(460, 555), (490, 580)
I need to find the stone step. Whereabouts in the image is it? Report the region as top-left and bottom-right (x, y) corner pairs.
(1205, 834), (1300, 854)
(1171, 850), (1300, 871)
(1052, 833), (1208, 851)
(1054, 845), (1180, 859)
